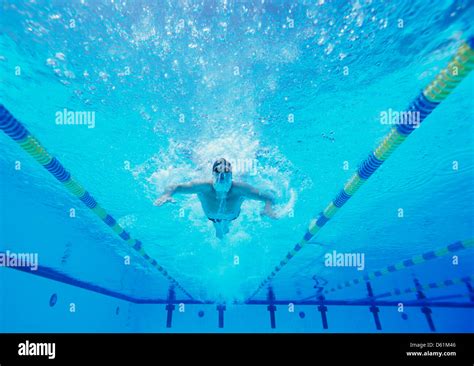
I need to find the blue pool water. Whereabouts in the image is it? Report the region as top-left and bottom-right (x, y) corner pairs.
(0, 0), (473, 333)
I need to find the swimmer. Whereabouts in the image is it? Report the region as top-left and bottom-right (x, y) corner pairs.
(154, 158), (279, 239)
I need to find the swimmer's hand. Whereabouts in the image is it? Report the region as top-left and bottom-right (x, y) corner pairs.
(260, 189), (297, 219)
(261, 201), (279, 219)
(153, 193), (176, 206)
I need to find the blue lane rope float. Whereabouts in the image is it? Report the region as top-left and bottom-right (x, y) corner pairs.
(0, 105), (194, 299)
(248, 37), (474, 300)
(325, 238), (474, 294)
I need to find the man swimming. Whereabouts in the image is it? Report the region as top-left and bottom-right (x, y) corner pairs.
(154, 158), (278, 239)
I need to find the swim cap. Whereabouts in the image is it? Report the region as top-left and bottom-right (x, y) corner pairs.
(212, 158), (232, 174)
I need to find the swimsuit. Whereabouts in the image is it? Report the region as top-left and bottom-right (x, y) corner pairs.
(209, 194), (239, 223)
(209, 216), (238, 223)
(208, 209), (240, 223)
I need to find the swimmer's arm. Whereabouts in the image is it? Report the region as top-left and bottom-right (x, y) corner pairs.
(154, 182), (210, 206)
(234, 183), (279, 219)
(170, 182), (210, 194)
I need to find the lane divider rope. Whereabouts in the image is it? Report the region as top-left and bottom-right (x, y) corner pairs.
(0, 104), (194, 299)
(325, 238), (473, 294)
(248, 37), (474, 300)
(370, 274), (474, 300)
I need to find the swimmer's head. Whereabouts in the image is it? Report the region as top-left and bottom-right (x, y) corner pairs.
(212, 158), (232, 194)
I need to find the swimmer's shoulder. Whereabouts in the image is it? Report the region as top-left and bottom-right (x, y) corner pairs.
(231, 181), (252, 194)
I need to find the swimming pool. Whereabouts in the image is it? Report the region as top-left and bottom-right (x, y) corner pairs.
(1, 0), (473, 336)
